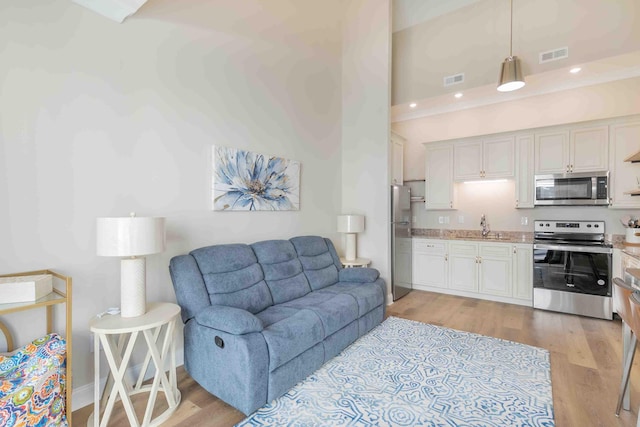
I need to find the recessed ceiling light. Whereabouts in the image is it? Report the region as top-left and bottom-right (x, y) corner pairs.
(409, 103), (417, 108)
(570, 67), (582, 74)
(454, 93), (463, 99)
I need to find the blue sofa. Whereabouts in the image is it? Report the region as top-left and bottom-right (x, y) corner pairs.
(169, 236), (386, 415)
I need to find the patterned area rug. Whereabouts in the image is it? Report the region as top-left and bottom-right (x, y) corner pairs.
(237, 316), (554, 426)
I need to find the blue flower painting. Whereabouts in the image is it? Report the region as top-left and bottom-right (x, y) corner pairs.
(212, 146), (300, 211)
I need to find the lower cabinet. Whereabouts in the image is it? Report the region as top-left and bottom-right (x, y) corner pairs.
(412, 238), (533, 306)
(412, 239), (448, 288)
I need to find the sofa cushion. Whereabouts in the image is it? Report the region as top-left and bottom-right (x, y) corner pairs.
(261, 309), (324, 371)
(255, 305), (300, 328)
(251, 240), (312, 304)
(280, 292), (359, 337)
(290, 236), (340, 290)
(191, 244), (273, 314)
(318, 282), (383, 317)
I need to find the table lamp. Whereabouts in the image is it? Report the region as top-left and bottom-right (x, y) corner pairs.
(337, 214), (365, 261)
(96, 213), (166, 318)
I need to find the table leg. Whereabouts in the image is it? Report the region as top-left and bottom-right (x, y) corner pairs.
(99, 331), (141, 427)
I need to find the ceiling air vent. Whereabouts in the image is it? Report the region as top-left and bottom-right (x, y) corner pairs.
(443, 73), (464, 87)
(539, 47), (569, 64)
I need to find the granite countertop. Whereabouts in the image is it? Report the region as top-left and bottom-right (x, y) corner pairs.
(412, 228), (534, 244)
(412, 228), (625, 248)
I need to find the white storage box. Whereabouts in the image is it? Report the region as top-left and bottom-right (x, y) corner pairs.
(0, 274), (53, 304)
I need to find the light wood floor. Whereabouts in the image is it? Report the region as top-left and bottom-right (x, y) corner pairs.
(74, 290), (640, 426)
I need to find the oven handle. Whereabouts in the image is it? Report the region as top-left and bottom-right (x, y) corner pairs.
(533, 243), (613, 254)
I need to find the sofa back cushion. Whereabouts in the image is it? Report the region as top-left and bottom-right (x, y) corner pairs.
(190, 244), (273, 314)
(251, 240), (312, 304)
(290, 236), (341, 290)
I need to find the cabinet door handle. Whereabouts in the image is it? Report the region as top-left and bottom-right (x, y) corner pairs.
(513, 247), (517, 254)
(570, 164), (573, 172)
(445, 254), (448, 261)
(450, 201), (453, 208)
(515, 199), (518, 207)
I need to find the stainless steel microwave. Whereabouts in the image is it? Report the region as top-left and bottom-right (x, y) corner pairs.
(534, 171), (609, 206)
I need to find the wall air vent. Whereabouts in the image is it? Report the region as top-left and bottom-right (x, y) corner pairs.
(443, 73), (465, 87)
(539, 47), (569, 64)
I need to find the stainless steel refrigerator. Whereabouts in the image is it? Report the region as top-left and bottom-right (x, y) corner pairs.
(391, 185), (412, 301)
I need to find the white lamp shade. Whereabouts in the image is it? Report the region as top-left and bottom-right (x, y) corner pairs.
(337, 215), (365, 233)
(97, 216), (166, 257)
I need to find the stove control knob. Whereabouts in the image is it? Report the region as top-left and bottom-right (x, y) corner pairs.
(546, 223), (550, 227)
(587, 224), (592, 228)
(595, 224), (599, 228)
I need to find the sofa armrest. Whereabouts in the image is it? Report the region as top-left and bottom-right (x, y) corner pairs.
(339, 267), (380, 283)
(195, 305), (264, 335)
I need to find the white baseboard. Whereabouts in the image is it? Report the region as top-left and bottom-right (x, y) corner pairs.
(386, 293), (393, 305)
(72, 348), (184, 411)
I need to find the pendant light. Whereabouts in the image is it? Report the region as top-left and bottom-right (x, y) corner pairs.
(497, 0), (525, 92)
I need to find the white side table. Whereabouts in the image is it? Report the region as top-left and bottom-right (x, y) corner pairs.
(340, 257), (371, 268)
(88, 302), (181, 427)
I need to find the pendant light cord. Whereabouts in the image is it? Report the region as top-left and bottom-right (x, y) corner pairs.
(509, 0), (513, 57)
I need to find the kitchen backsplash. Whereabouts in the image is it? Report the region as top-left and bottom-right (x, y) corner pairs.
(406, 179), (640, 236)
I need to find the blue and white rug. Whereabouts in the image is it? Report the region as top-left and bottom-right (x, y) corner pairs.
(237, 316), (554, 426)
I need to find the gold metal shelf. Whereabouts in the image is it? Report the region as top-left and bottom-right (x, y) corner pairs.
(0, 269), (72, 425)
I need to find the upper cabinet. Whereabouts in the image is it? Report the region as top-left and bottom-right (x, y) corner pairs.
(515, 134), (535, 208)
(390, 132), (405, 185)
(609, 121), (640, 209)
(454, 136), (514, 181)
(424, 141), (455, 210)
(535, 126), (608, 174)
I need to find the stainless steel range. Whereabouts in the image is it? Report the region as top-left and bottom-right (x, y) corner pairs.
(533, 220), (613, 320)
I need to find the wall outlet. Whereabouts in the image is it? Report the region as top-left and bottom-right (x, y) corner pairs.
(438, 216), (444, 224)
(458, 215), (464, 224)
(521, 217), (528, 225)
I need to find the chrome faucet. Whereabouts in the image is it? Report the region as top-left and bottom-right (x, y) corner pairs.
(480, 214), (490, 237)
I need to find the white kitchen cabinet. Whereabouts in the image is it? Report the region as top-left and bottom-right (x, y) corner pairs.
(478, 244), (512, 297)
(424, 141), (456, 210)
(571, 126), (609, 172)
(609, 121), (640, 209)
(412, 239), (532, 307)
(515, 134), (534, 208)
(449, 241), (512, 296)
(453, 136), (514, 181)
(412, 239), (448, 289)
(535, 126), (608, 174)
(535, 130), (570, 174)
(512, 244), (533, 301)
(391, 132), (405, 185)
(449, 241), (478, 292)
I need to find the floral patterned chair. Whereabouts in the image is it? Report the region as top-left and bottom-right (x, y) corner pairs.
(0, 333), (67, 426)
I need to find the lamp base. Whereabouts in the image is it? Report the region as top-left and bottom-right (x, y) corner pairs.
(345, 233), (357, 261)
(121, 257), (146, 317)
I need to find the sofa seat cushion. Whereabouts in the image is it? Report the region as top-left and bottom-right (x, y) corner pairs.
(255, 305), (300, 328)
(318, 282), (383, 317)
(262, 309), (324, 371)
(280, 292), (359, 337)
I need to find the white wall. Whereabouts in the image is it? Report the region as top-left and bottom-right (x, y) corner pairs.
(341, 0), (392, 296)
(0, 0), (348, 397)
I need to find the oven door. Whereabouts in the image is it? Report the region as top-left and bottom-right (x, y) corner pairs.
(533, 243), (612, 296)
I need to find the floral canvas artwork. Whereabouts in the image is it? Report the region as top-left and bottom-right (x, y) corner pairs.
(212, 146), (300, 211)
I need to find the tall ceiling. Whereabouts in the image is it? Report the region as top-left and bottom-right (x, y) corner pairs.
(391, 0), (640, 121)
